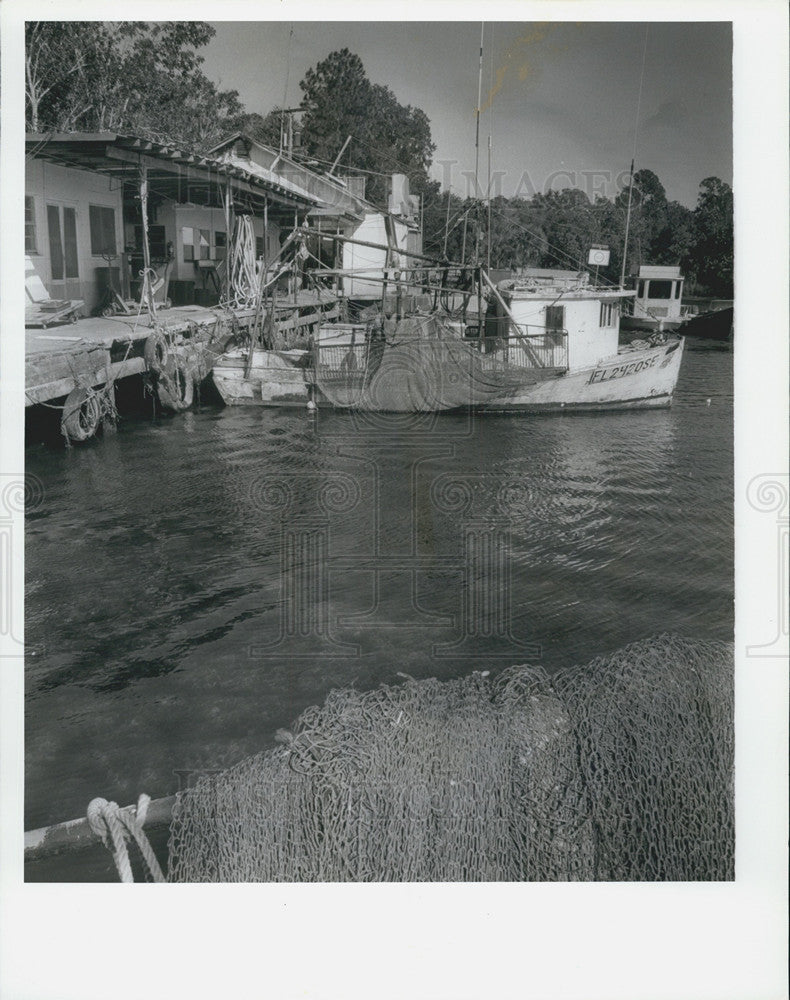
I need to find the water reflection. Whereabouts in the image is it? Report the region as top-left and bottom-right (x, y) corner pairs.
(25, 350), (733, 828)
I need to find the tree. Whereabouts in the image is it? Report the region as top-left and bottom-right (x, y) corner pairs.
(688, 177), (733, 295)
(297, 49), (436, 206)
(25, 22), (248, 152)
(615, 168), (670, 275)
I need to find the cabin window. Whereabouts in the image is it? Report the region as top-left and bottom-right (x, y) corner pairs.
(599, 302), (618, 327)
(545, 305), (565, 332)
(89, 204), (117, 256)
(674, 282), (682, 298)
(25, 196), (38, 254)
(214, 231), (226, 260)
(648, 280), (673, 299)
(47, 204), (79, 280)
(638, 280), (646, 297)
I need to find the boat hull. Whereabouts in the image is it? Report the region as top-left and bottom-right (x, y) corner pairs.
(481, 338), (685, 412)
(620, 315), (683, 333)
(212, 348), (312, 406)
(212, 339), (685, 414)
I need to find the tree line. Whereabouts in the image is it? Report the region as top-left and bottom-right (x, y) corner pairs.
(25, 26), (733, 296)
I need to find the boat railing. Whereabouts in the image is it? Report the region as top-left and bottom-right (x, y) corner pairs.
(313, 329), (569, 378)
(476, 331), (569, 371)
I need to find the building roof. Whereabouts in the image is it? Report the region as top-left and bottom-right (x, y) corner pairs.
(25, 132), (322, 214)
(209, 133), (384, 222)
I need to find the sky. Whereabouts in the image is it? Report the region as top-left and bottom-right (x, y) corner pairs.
(201, 20), (733, 208)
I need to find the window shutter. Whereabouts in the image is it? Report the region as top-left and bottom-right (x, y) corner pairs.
(47, 205), (64, 281)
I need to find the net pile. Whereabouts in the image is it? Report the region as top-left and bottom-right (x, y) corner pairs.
(314, 313), (540, 412)
(167, 635), (733, 882)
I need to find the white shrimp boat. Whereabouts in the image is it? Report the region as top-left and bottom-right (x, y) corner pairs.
(480, 268), (684, 412)
(212, 266), (685, 413)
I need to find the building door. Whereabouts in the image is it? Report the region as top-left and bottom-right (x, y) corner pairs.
(46, 204), (81, 301)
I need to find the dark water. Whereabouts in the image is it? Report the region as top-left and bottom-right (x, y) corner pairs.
(25, 348), (733, 829)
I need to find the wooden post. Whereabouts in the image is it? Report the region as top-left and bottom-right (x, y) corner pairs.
(138, 164), (156, 319)
(477, 265), (484, 343)
(225, 176), (233, 304)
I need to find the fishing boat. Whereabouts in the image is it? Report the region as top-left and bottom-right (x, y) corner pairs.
(211, 257), (685, 413)
(480, 267), (684, 412)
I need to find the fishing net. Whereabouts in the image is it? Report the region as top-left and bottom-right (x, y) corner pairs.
(314, 313), (547, 412)
(167, 635), (733, 882)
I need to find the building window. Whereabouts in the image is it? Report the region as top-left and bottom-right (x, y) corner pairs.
(89, 204), (117, 256)
(545, 305), (565, 332)
(637, 280), (646, 298)
(25, 196), (38, 254)
(198, 229), (210, 261)
(674, 282), (682, 299)
(255, 237), (264, 258)
(599, 302), (618, 327)
(182, 227), (195, 261)
(134, 224), (167, 260)
(47, 204), (79, 280)
(214, 231), (226, 260)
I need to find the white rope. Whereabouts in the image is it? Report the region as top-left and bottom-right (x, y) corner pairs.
(87, 795), (166, 883)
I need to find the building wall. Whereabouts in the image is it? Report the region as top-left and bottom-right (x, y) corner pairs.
(342, 214), (416, 298)
(25, 158), (123, 314)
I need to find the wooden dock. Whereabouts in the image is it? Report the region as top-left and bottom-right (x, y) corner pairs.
(25, 289), (339, 421)
(25, 304), (231, 408)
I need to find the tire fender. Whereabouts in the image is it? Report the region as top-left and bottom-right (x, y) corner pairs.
(144, 331), (170, 373)
(61, 387), (102, 442)
(156, 359), (195, 412)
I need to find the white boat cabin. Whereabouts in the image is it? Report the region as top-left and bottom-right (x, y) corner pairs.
(498, 268), (635, 372)
(632, 265), (685, 326)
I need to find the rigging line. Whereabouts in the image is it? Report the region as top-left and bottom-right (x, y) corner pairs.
(287, 149), (396, 179)
(493, 204), (618, 284)
(632, 25), (649, 166)
(279, 24), (294, 155)
(339, 131), (431, 177)
(620, 25), (649, 288)
(488, 203), (618, 281)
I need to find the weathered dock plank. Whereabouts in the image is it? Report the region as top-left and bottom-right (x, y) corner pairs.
(25, 305), (227, 406)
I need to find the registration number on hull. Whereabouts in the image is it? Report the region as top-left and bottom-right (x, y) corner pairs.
(588, 354), (658, 384)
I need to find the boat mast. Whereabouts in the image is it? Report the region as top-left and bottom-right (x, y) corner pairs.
(619, 26), (649, 289)
(619, 157), (635, 289)
(473, 23), (485, 336)
(486, 25), (494, 272)
(473, 22), (484, 264)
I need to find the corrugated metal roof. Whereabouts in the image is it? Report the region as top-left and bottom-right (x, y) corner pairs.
(25, 132), (322, 209)
(219, 153), (321, 207)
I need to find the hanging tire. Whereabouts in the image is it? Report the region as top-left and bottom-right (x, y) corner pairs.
(157, 360), (194, 412)
(144, 331), (170, 373)
(61, 387), (102, 442)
